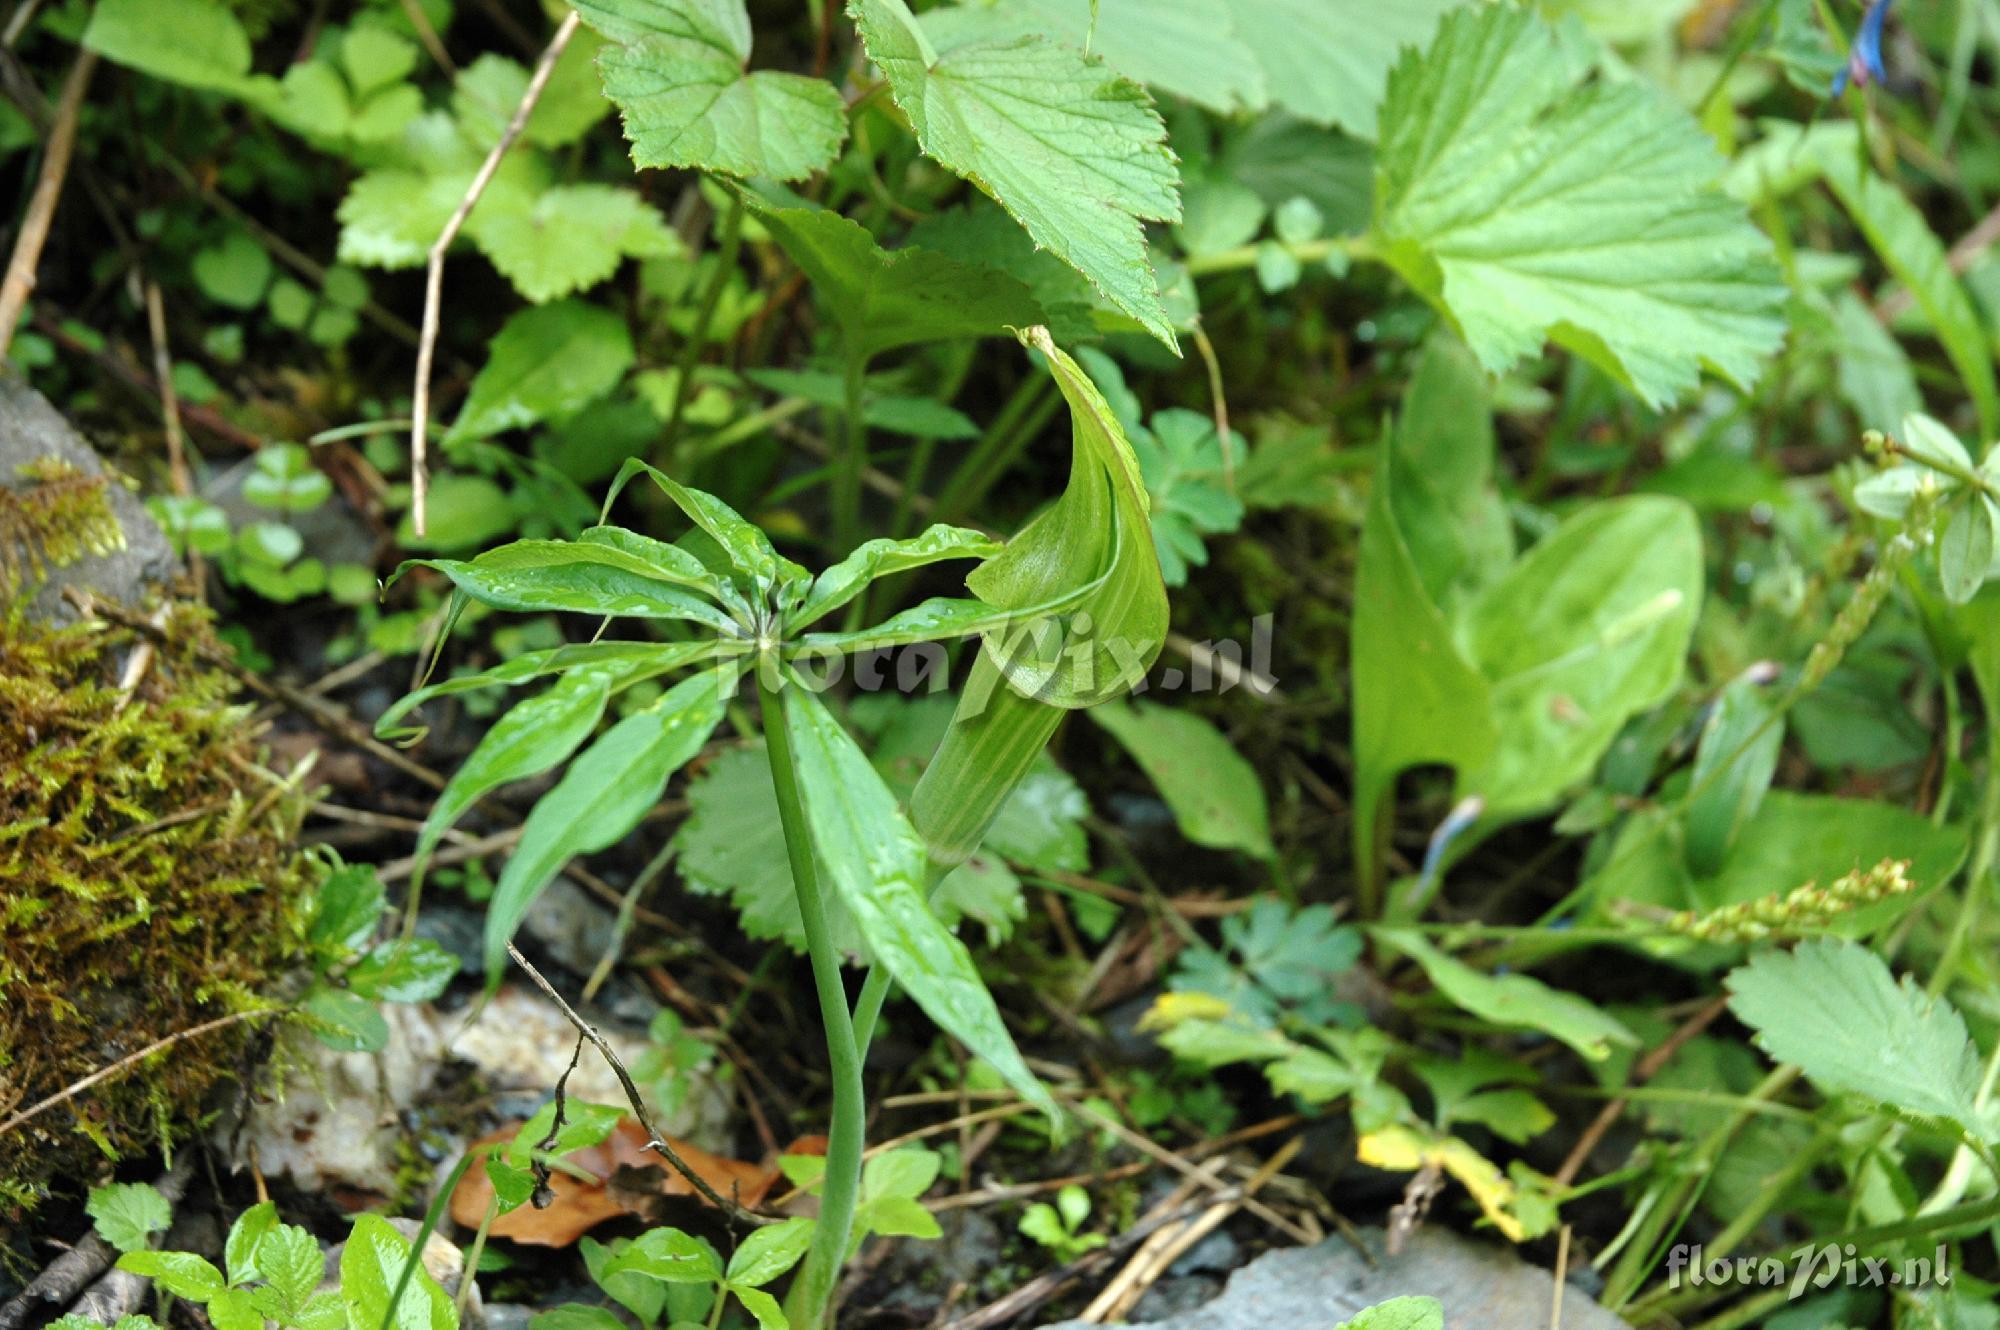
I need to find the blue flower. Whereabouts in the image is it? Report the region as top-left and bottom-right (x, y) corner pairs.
(1832, 0), (1894, 96)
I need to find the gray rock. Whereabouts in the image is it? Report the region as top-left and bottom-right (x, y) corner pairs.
(0, 373), (177, 621)
(521, 876), (621, 980)
(1038, 1227), (1631, 1330)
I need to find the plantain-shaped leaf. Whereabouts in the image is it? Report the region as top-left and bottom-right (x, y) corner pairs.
(409, 668), (616, 894)
(781, 684), (1057, 1121)
(483, 667), (731, 982)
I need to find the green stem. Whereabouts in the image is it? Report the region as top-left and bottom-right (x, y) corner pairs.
(455, 1195), (499, 1317)
(1182, 232), (1371, 278)
(758, 671), (865, 1330)
(663, 193), (747, 469)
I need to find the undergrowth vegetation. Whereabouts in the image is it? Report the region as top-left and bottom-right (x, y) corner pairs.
(8, 1), (2000, 1329)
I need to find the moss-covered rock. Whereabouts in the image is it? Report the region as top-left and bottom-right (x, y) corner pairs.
(0, 458), (312, 1216)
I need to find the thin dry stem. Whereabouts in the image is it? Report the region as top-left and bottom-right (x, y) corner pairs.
(408, 11), (579, 536)
(0, 48), (94, 354)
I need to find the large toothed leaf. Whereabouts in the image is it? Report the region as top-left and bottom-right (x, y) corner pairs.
(1372, 5), (1785, 407)
(483, 668), (730, 980)
(1219, 0), (1458, 137)
(848, 0), (1182, 349)
(469, 184), (681, 304)
(411, 668), (616, 892)
(572, 0), (847, 180)
(780, 685), (1057, 1120)
(1729, 939), (1983, 1130)
(745, 199), (1044, 360)
(965, 329), (1168, 709)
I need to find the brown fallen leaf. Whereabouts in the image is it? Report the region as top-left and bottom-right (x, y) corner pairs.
(449, 1117), (825, 1247)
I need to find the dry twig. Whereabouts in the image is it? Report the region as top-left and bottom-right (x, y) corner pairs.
(408, 12), (579, 536)
(0, 48), (94, 353)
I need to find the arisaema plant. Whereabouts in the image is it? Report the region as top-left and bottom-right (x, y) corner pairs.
(375, 326), (1165, 1329)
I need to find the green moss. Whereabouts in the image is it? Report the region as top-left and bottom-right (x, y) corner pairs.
(0, 464), (312, 1216)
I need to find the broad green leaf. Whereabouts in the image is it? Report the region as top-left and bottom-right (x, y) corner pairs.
(1336, 1297), (1444, 1330)
(471, 184), (680, 304)
(744, 200), (1043, 360)
(505, 1099), (625, 1166)
(1372, 5), (1785, 408)
(601, 1227), (723, 1284)
(966, 329), (1168, 708)
(1830, 290), (1922, 429)
(116, 1252), (224, 1302)
(397, 473), (517, 554)
(942, 0), (1265, 115)
(88, 1183), (172, 1255)
(724, 1218), (815, 1288)
(1221, 0), (1457, 137)
(448, 301), (636, 444)
(1377, 930), (1637, 1062)
(862, 1148), (942, 1201)
(908, 202), (1106, 343)
(1941, 495), (1998, 605)
(208, 1289), (261, 1330)
(781, 686), (1057, 1119)
(223, 1202), (277, 1285)
(345, 939), (460, 1003)
(1458, 497), (1701, 816)
(377, 642), (721, 739)
(1817, 152), (2000, 440)
(1683, 673), (1782, 877)
(1728, 939), (1982, 1129)
(310, 864), (386, 955)
(338, 162), (536, 271)
(193, 233), (274, 311)
(729, 1287), (786, 1330)
(450, 45), (612, 149)
(412, 668), (617, 890)
(574, 0), (846, 179)
(410, 542), (740, 631)
(1390, 335), (1511, 612)
(798, 596), (1061, 655)
(342, 1214), (458, 1330)
(1350, 460), (1496, 883)
(1088, 700), (1273, 859)
(485, 668), (729, 979)
(301, 985), (389, 1052)
(255, 1225), (323, 1318)
(849, 0), (1181, 348)
(532, 1309), (627, 1330)
(745, 370), (978, 440)
(83, 0), (273, 99)
(790, 525), (1000, 631)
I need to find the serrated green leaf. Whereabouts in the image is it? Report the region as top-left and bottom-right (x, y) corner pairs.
(470, 184), (680, 304)
(1222, 0), (1456, 137)
(944, 0), (1265, 114)
(342, 25), (419, 99)
(117, 1252), (225, 1302)
(1372, 5), (1784, 407)
(574, 0), (846, 179)
(1728, 939), (1982, 1128)
(256, 1224), (323, 1318)
(745, 200), (1043, 361)
(1088, 700), (1272, 859)
(723, 1218), (814, 1288)
(208, 1288), (261, 1330)
(342, 1214), (458, 1330)
(1128, 407), (1244, 586)
(346, 938), (459, 1003)
(781, 686), (1056, 1120)
(310, 864), (387, 955)
(413, 668), (616, 891)
(1378, 929), (1637, 1062)
(88, 1183), (172, 1255)
(485, 669), (730, 980)
(849, 0), (1181, 348)
(222, 1202), (277, 1285)
(448, 301), (635, 443)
